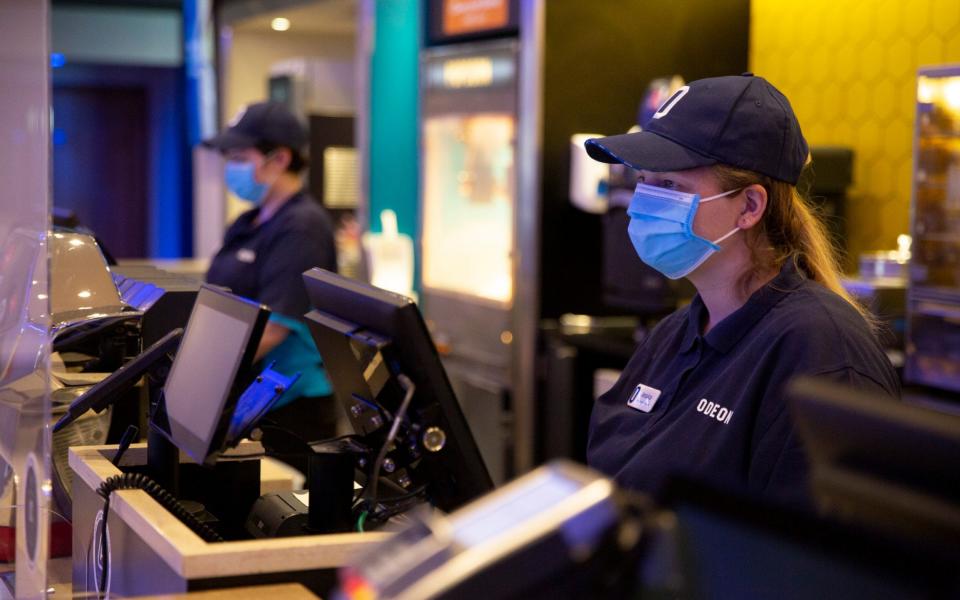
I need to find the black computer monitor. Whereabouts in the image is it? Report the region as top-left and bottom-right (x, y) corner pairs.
(302, 268), (493, 513)
(788, 376), (960, 549)
(659, 477), (960, 599)
(53, 327), (183, 433)
(155, 285), (269, 465)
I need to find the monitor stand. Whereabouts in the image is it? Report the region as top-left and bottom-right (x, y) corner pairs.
(247, 431), (367, 536)
(145, 363), (298, 498)
(306, 439), (362, 533)
(144, 388), (181, 495)
(146, 422), (181, 496)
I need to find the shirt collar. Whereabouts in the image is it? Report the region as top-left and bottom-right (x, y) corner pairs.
(234, 190), (305, 231)
(679, 260), (806, 355)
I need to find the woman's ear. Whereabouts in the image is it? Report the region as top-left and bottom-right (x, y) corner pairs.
(738, 184), (768, 230)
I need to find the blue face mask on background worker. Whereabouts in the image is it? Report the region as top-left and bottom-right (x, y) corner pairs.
(224, 153), (278, 204)
(626, 182), (742, 279)
(224, 161), (268, 203)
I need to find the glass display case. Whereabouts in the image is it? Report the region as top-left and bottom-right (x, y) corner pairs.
(421, 43), (517, 304)
(422, 113), (515, 302)
(906, 66), (960, 391)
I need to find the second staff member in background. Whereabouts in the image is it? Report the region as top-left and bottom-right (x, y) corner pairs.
(204, 101), (340, 447)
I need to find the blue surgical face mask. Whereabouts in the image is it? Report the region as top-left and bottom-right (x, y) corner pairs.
(224, 160), (269, 203)
(627, 182), (742, 279)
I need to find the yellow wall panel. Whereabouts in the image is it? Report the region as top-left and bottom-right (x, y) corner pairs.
(750, 0), (960, 269)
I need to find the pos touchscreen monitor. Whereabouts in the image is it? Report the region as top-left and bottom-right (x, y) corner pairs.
(53, 327), (183, 433)
(303, 268), (492, 513)
(156, 285), (269, 465)
(789, 376), (960, 549)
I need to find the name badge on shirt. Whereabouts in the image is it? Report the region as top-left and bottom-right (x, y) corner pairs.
(627, 383), (661, 413)
(236, 248), (256, 263)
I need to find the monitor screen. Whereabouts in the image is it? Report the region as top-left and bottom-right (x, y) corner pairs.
(303, 268), (493, 513)
(161, 285), (268, 465)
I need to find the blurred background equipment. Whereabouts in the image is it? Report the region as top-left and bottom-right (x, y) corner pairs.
(568, 133), (609, 215)
(637, 75), (686, 128)
(905, 65), (960, 394)
(362, 209), (416, 301)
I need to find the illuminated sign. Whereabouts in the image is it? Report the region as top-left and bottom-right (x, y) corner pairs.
(443, 0), (509, 36)
(426, 0), (518, 46)
(425, 53), (515, 90)
(443, 57), (493, 88)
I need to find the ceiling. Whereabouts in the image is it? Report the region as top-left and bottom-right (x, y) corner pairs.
(231, 0), (358, 35)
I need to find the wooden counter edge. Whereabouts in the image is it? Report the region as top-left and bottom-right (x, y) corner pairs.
(69, 444), (392, 580)
(131, 581), (319, 599)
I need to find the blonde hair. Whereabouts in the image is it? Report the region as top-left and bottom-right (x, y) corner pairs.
(712, 164), (877, 331)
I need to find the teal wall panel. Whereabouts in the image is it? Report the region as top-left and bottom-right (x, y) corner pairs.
(369, 0), (420, 288)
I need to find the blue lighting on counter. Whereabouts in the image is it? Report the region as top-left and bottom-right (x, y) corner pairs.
(50, 53), (66, 68)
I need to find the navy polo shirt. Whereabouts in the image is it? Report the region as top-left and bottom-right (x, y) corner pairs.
(206, 191), (337, 404)
(587, 261), (900, 507)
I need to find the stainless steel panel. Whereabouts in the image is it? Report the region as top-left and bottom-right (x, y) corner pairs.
(513, 0), (544, 474)
(423, 290), (511, 369)
(444, 364), (508, 485)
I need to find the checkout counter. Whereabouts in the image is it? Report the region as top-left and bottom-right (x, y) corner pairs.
(57, 265), (960, 599)
(46, 204), (958, 599)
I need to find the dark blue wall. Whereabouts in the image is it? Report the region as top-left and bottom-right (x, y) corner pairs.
(53, 63), (192, 258)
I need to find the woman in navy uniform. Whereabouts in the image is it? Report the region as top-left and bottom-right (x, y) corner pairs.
(583, 74), (898, 507)
(203, 101), (340, 446)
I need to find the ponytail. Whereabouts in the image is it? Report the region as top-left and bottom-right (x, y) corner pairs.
(712, 164), (878, 332)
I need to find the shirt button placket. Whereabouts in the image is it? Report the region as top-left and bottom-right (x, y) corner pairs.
(649, 337), (703, 427)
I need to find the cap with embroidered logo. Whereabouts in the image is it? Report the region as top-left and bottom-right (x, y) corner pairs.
(584, 73), (809, 185)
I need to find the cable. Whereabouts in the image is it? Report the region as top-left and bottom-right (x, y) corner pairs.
(356, 510), (368, 533)
(378, 484), (428, 505)
(96, 473), (223, 542)
(0, 504), (71, 523)
(355, 485), (425, 533)
(96, 472), (224, 592)
(99, 501), (108, 595)
(364, 374), (415, 512)
(111, 425), (139, 467)
(371, 500), (419, 523)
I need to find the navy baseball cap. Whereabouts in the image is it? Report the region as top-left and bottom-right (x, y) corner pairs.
(203, 101), (307, 152)
(585, 74), (809, 185)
